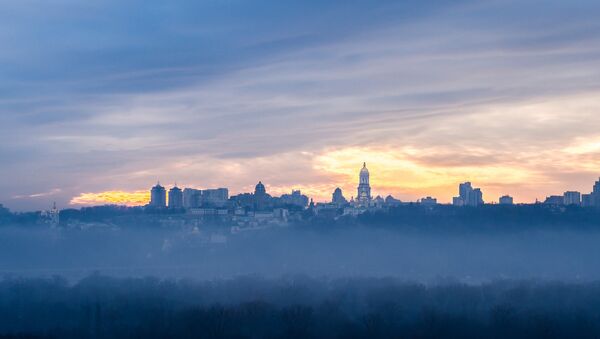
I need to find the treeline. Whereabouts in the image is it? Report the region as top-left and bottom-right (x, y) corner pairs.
(4, 203), (600, 232)
(354, 204), (600, 232)
(2, 274), (600, 338)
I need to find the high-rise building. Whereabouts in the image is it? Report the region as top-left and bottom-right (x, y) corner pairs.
(454, 182), (483, 206)
(182, 187), (228, 208)
(202, 188), (229, 207)
(593, 178), (600, 207)
(582, 193), (593, 207)
(332, 187), (347, 206)
(472, 188), (483, 206)
(168, 185), (183, 209)
(499, 195), (514, 205)
(183, 188), (201, 208)
(563, 191), (581, 206)
(459, 182), (472, 203)
(356, 163), (371, 207)
(150, 182), (166, 208)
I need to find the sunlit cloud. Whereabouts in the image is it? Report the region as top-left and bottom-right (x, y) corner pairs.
(2, 1), (600, 210)
(70, 191), (150, 206)
(12, 189), (62, 199)
(563, 137), (600, 155)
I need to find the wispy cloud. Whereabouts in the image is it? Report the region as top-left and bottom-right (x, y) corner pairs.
(12, 189), (61, 199)
(1, 1), (600, 209)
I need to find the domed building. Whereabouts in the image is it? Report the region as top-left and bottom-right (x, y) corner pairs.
(254, 181), (266, 197)
(356, 162), (372, 207)
(253, 181), (270, 211)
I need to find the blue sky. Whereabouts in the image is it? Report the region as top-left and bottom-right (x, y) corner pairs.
(2, 0), (600, 210)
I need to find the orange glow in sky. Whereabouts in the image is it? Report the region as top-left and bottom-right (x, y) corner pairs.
(70, 191), (150, 206)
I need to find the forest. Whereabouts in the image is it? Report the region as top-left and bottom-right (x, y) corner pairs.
(1, 275), (600, 338)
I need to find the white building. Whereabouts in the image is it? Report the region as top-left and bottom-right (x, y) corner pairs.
(356, 162), (372, 207)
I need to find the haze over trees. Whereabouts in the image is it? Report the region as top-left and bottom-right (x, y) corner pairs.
(2, 275), (600, 338)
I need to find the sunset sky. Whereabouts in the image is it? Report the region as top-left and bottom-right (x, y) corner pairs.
(2, 0), (600, 211)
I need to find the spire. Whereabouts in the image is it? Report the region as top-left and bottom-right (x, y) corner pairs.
(363, 162), (366, 168)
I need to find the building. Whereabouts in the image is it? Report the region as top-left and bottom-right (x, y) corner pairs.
(499, 195), (514, 205)
(332, 187), (347, 206)
(202, 188), (229, 207)
(420, 197), (437, 206)
(593, 178), (600, 207)
(582, 193), (593, 207)
(183, 188), (201, 208)
(544, 195), (564, 205)
(150, 182), (166, 208)
(315, 203), (340, 217)
(471, 189), (483, 206)
(563, 191), (581, 206)
(453, 182), (484, 206)
(255, 181), (266, 197)
(168, 185), (183, 209)
(253, 181), (269, 210)
(229, 182), (272, 211)
(373, 195), (385, 208)
(356, 163), (372, 207)
(459, 182), (472, 203)
(182, 187), (228, 208)
(280, 190), (309, 208)
(384, 195), (402, 207)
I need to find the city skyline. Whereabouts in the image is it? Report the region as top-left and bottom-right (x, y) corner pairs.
(58, 163), (600, 210)
(2, 1), (600, 211)
(5, 159), (600, 210)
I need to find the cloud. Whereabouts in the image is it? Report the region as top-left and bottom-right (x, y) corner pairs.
(2, 1), (600, 210)
(12, 189), (62, 200)
(70, 191), (150, 206)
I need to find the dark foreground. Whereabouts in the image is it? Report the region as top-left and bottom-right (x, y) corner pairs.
(1, 275), (600, 338)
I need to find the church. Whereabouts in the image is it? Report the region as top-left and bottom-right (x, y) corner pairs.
(356, 162), (372, 207)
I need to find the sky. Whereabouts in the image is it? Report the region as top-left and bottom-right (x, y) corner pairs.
(2, 0), (600, 211)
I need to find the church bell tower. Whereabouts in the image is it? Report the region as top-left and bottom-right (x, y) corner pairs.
(357, 162), (371, 207)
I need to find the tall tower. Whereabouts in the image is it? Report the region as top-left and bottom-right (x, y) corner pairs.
(593, 178), (600, 207)
(357, 162), (371, 207)
(168, 184), (183, 209)
(150, 182), (167, 208)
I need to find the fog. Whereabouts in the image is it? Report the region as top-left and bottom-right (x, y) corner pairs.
(1, 224), (599, 283)
(4, 223), (600, 337)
